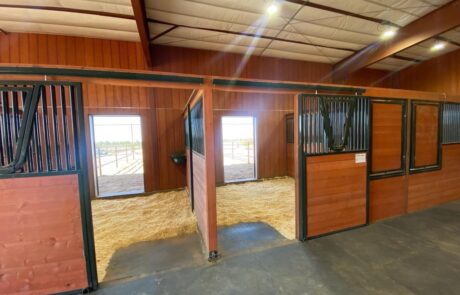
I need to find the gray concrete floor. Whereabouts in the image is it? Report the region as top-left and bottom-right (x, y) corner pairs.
(94, 200), (460, 295)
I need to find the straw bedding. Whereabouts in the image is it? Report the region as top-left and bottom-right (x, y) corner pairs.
(91, 189), (197, 281)
(216, 177), (295, 240)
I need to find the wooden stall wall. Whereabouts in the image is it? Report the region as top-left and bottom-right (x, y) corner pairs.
(0, 175), (87, 294)
(369, 101), (407, 222)
(306, 153), (367, 237)
(408, 144), (460, 211)
(188, 89), (218, 255)
(212, 91), (294, 184)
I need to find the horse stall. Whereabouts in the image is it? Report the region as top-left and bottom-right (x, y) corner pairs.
(84, 85), (211, 282)
(0, 81), (97, 293)
(205, 87), (297, 253)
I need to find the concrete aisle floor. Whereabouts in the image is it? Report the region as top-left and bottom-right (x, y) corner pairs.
(93, 200), (460, 295)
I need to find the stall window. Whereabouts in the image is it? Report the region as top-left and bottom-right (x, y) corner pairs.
(370, 99), (407, 178)
(410, 101), (442, 173)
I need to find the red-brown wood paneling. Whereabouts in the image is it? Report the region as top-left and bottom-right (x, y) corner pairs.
(0, 33), (148, 70)
(0, 175), (87, 294)
(369, 176), (407, 222)
(287, 143), (294, 177)
(408, 144), (460, 212)
(398, 47), (460, 96)
(414, 104), (439, 167)
(192, 152), (210, 248)
(371, 103), (404, 173)
(307, 153), (367, 237)
(83, 85), (191, 197)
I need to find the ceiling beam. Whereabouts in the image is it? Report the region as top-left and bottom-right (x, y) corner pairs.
(285, 0), (398, 27)
(131, 0), (153, 68)
(333, 0), (460, 81)
(150, 25), (178, 41)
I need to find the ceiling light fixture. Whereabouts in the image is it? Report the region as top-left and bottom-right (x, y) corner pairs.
(431, 41), (446, 51)
(267, 4), (278, 15)
(381, 29), (397, 40)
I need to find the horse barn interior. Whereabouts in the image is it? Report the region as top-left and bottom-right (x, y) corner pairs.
(1, 0), (460, 294)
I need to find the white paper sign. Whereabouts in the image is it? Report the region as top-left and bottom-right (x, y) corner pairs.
(355, 153), (366, 163)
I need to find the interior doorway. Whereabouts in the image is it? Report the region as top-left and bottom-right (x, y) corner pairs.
(222, 116), (256, 182)
(90, 115), (144, 197)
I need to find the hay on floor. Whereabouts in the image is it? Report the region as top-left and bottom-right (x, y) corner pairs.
(217, 177), (295, 240)
(91, 189), (197, 281)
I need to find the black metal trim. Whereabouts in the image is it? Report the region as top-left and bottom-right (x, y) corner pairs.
(213, 79), (366, 94)
(368, 98), (407, 180)
(298, 94), (307, 241)
(0, 66), (204, 84)
(0, 170), (78, 179)
(187, 105), (195, 211)
(51, 287), (89, 295)
(409, 100), (443, 174)
(74, 83), (98, 290)
(307, 224), (367, 240)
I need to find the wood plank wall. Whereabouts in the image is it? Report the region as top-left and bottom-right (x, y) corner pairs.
(306, 153), (367, 237)
(371, 103), (404, 173)
(0, 33), (147, 70)
(83, 85), (190, 197)
(151, 45), (394, 87)
(397, 48), (460, 96)
(213, 91), (294, 183)
(0, 175), (87, 294)
(408, 144), (460, 212)
(413, 104), (440, 167)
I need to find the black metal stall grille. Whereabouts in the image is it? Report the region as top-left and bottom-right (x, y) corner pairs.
(300, 95), (369, 155)
(0, 82), (81, 174)
(190, 98), (204, 155)
(442, 103), (460, 144)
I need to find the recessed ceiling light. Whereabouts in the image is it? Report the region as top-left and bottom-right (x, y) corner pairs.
(431, 41), (446, 51)
(267, 4), (278, 15)
(381, 29), (397, 40)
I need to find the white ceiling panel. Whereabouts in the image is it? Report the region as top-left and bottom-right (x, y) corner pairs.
(0, 0), (134, 15)
(156, 39), (265, 55)
(268, 40), (351, 59)
(262, 48), (341, 64)
(0, 7), (136, 32)
(0, 20), (139, 41)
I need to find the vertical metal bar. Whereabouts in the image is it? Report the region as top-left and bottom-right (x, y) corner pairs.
(50, 85), (62, 170)
(12, 90), (20, 141)
(60, 85), (71, 169)
(316, 97), (320, 153)
(40, 86), (52, 171)
(20, 89), (34, 172)
(70, 85), (80, 170)
(0, 96), (4, 166)
(2, 90), (13, 163)
(307, 97), (311, 154)
(298, 94), (307, 240)
(33, 105), (43, 172)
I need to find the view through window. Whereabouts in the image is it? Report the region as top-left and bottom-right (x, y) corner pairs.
(91, 116), (144, 197)
(222, 116), (256, 182)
